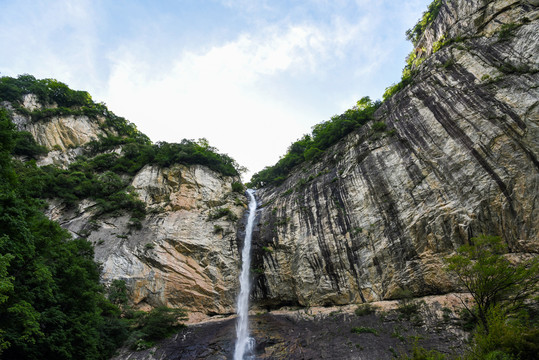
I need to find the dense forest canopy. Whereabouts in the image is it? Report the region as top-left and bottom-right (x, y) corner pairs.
(0, 108), (121, 359)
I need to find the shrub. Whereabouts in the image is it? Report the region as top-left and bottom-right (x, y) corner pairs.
(213, 225), (224, 234)
(13, 131), (47, 158)
(467, 305), (539, 360)
(126, 307), (187, 350)
(262, 246), (273, 253)
(248, 97), (380, 188)
(231, 181), (244, 193)
(498, 23), (520, 40)
(405, 0), (443, 45)
(355, 303), (377, 316)
(208, 207), (237, 221)
(445, 235), (539, 333)
(371, 121), (387, 132)
(399, 343), (447, 359)
(351, 327), (378, 335)
(383, 73), (413, 101)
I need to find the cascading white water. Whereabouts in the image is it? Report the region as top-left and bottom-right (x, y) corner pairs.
(234, 189), (257, 360)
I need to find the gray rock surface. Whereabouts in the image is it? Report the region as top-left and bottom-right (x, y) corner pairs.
(47, 164), (246, 315)
(251, 0), (538, 308)
(3, 0), (537, 320)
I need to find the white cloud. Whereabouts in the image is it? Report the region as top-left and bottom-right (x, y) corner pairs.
(105, 20), (369, 178)
(1, 0), (432, 180)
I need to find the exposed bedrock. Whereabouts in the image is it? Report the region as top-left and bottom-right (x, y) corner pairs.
(250, 0), (539, 308)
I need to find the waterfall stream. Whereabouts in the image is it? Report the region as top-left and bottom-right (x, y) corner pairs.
(233, 189), (257, 360)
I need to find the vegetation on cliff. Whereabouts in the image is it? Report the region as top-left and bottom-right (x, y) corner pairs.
(384, 0), (443, 101)
(0, 75), (243, 177)
(0, 108), (120, 359)
(0, 109), (188, 359)
(405, 0), (443, 45)
(445, 236), (538, 360)
(0, 74), (243, 226)
(248, 0), (447, 187)
(248, 96), (380, 187)
(401, 236), (539, 360)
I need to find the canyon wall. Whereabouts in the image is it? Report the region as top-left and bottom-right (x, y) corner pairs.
(2, 0), (537, 316)
(251, 0), (538, 308)
(2, 93), (247, 315)
(46, 164), (246, 314)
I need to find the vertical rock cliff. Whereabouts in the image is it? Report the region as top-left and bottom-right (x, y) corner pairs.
(1, 88), (247, 316)
(2, 0), (537, 319)
(47, 164), (246, 315)
(251, 0), (538, 308)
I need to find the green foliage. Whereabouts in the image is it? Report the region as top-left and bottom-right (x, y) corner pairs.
(133, 307), (186, 342)
(213, 225), (224, 234)
(208, 207), (238, 221)
(394, 289), (424, 326)
(0, 107), (128, 360)
(371, 121), (387, 132)
(88, 134), (240, 177)
(406, 0), (443, 45)
(354, 303), (377, 316)
(467, 306), (539, 360)
(443, 235), (539, 360)
(248, 97), (380, 188)
(0, 108), (189, 359)
(1, 75), (242, 177)
(231, 181), (245, 193)
(498, 23), (520, 40)
(445, 235), (539, 334)
(351, 326), (378, 335)
(383, 68), (414, 101)
(386, 0), (448, 102)
(442, 58), (455, 69)
(108, 280), (129, 309)
(262, 246), (274, 253)
(398, 342), (447, 359)
(0, 74), (92, 107)
(12, 131), (47, 159)
(14, 160), (147, 222)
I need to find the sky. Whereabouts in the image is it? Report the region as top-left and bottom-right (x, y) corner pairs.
(0, 0), (431, 180)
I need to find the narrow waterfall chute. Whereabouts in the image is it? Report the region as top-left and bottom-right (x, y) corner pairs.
(234, 189), (257, 360)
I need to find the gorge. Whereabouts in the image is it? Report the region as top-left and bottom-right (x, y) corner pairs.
(0, 0), (538, 359)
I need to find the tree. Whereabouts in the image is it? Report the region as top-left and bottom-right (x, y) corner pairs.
(445, 235), (539, 334)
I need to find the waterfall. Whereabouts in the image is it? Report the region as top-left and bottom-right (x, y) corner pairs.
(234, 189), (257, 360)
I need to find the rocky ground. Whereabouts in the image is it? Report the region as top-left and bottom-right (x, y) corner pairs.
(113, 294), (470, 360)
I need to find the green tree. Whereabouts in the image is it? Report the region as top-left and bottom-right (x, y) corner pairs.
(468, 305), (539, 360)
(445, 235), (539, 334)
(0, 108), (126, 360)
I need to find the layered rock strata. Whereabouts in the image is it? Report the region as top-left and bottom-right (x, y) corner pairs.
(47, 164), (246, 314)
(251, 0), (539, 308)
(2, 94), (247, 315)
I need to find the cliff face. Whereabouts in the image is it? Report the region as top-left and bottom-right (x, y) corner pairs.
(47, 164), (246, 314)
(3, 0), (537, 318)
(2, 91), (247, 316)
(251, 0), (538, 308)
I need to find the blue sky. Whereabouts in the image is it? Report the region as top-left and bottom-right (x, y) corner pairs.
(1, 0), (431, 179)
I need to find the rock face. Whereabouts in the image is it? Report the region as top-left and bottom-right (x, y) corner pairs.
(3, 0), (537, 319)
(12, 94), (107, 151)
(2, 94), (247, 315)
(251, 0), (539, 308)
(47, 164), (246, 315)
(2, 93), (107, 167)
